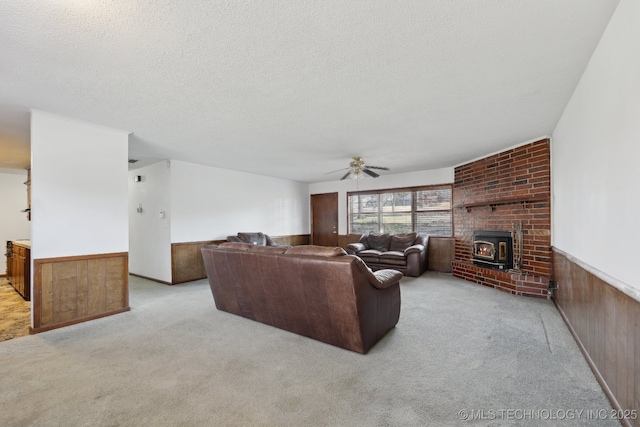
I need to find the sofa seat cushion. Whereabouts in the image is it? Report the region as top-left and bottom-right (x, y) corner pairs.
(358, 249), (382, 263)
(379, 251), (408, 266)
(360, 249), (383, 256)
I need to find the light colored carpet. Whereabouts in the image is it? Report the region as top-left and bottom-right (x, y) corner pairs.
(0, 278), (30, 342)
(0, 272), (616, 426)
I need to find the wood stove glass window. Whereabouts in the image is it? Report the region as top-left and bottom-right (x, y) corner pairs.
(499, 242), (507, 260)
(473, 241), (495, 260)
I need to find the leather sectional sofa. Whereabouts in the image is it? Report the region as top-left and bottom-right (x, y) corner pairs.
(201, 242), (402, 354)
(346, 232), (429, 277)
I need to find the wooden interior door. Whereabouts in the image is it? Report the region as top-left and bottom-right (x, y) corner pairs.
(311, 193), (338, 247)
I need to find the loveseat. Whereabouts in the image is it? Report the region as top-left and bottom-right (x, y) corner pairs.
(346, 232), (429, 277)
(226, 232), (289, 248)
(201, 242), (402, 354)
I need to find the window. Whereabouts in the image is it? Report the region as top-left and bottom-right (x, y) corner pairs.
(348, 185), (452, 236)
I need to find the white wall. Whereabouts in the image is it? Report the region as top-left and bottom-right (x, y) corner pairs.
(128, 161), (172, 282)
(30, 111), (130, 260)
(170, 160), (310, 242)
(0, 170), (31, 275)
(310, 167), (454, 235)
(552, 0), (639, 292)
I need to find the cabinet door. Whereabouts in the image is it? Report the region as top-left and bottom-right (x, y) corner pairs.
(11, 255), (19, 288)
(23, 249), (30, 300)
(17, 255), (24, 295)
(10, 249), (26, 298)
(13, 256), (20, 294)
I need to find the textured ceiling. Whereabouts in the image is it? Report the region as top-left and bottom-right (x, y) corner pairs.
(0, 0), (619, 182)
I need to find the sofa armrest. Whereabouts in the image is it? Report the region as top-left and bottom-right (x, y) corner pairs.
(353, 256), (403, 288)
(414, 233), (429, 247)
(371, 269), (404, 289)
(347, 242), (366, 254)
(404, 244), (425, 255)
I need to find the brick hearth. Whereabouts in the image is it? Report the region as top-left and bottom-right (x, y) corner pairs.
(452, 139), (551, 298)
(452, 261), (549, 298)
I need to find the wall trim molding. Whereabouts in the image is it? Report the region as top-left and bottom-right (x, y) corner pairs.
(129, 272), (171, 285)
(35, 251), (129, 264)
(30, 307), (130, 334)
(553, 246), (639, 303)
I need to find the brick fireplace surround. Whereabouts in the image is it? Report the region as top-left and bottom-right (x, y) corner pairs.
(452, 139), (551, 298)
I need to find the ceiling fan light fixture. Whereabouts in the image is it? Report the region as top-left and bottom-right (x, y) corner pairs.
(326, 156), (390, 181)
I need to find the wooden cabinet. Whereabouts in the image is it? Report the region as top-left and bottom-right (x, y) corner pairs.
(9, 242), (30, 301)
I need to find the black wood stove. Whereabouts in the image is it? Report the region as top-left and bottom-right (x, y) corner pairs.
(472, 230), (513, 270)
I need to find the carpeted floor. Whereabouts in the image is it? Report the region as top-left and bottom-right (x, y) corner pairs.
(0, 278), (30, 342)
(0, 272), (616, 426)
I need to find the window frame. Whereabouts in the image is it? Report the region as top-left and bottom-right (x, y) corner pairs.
(347, 184), (453, 236)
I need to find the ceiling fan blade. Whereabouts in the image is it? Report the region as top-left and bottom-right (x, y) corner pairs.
(365, 166), (390, 170)
(362, 168), (380, 178)
(324, 167), (350, 175)
(340, 171), (351, 180)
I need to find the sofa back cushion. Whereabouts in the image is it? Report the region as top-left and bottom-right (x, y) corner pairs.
(285, 245), (347, 257)
(218, 242), (254, 251)
(250, 245), (288, 254)
(389, 233), (417, 251)
(367, 233), (392, 251)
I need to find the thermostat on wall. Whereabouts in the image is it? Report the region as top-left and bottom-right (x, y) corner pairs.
(134, 175), (142, 182)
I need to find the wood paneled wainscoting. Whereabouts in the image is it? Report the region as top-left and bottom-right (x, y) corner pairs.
(553, 248), (640, 427)
(171, 235), (311, 285)
(32, 252), (129, 333)
(172, 240), (224, 284)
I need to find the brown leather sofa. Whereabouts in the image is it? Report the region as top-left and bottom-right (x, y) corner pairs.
(201, 242), (402, 354)
(346, 232), (429, 277)
(226, 231), (289, 247)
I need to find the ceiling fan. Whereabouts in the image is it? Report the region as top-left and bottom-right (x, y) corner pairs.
(326, 157), (390, 180)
